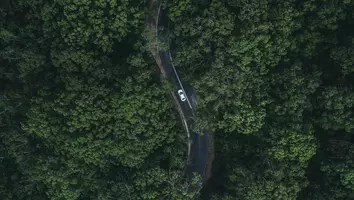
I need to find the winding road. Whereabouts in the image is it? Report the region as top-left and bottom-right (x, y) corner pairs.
(157, 7), (209, 181)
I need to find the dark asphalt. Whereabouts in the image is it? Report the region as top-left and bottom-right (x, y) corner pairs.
(158, 8), (209, 181)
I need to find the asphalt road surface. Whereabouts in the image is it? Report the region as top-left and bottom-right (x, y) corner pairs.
(157, 8), (209, 181)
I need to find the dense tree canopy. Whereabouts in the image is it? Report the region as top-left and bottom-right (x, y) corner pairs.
(0, 0), (192, 199)
(2, 0), (354, 199)
(167, 0), (354, 199)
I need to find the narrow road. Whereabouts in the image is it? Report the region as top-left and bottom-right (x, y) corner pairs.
(157, 7), (209, 181)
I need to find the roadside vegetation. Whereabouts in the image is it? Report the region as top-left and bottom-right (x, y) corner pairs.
(1, 0), (354, 200)
(167, 0), (354, 199)
(0, 0), (192, 199)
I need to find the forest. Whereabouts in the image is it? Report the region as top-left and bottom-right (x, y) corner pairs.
(1, 0), (354, 200)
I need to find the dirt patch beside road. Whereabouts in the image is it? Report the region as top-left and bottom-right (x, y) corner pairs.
(205, 132), (215, 181)
(146, 0), (167, 78)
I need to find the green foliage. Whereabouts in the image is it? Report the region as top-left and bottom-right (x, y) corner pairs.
(168, 0), (354, 199)
(267, 125), (316, 164)
(0, 0), (188, 199)
(40, 0), (143, 52)
(308, 137), (354, 200)
(317, 87), (354, 132)
(2, 0), (354, 199)
(330, 42), (354, 75)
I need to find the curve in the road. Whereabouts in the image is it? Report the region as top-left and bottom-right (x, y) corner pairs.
(157, 7), (209, 183)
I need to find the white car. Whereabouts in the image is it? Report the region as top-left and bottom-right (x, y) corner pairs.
(178, 89), (186, 102)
